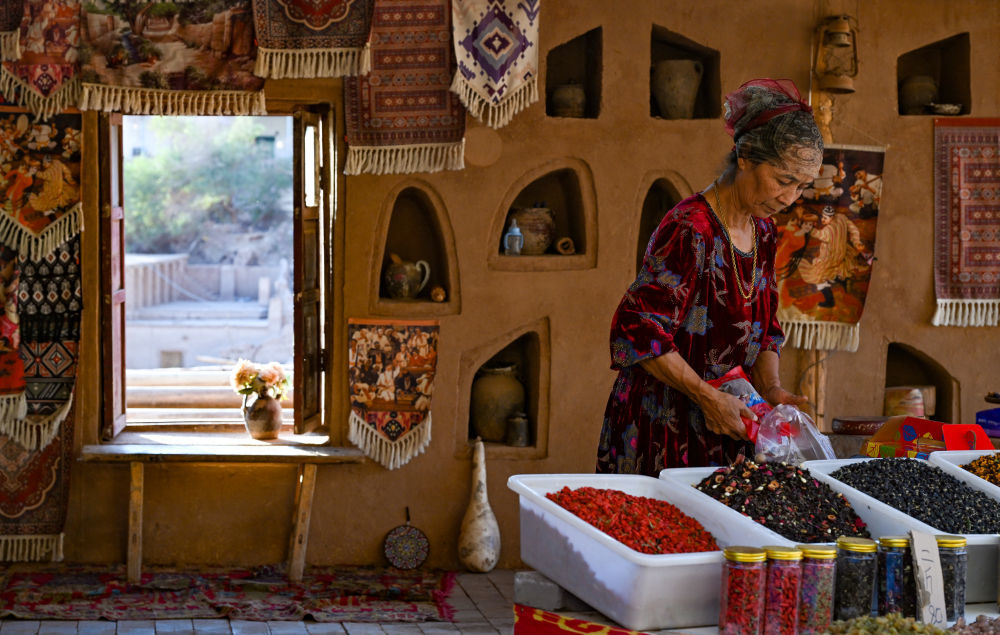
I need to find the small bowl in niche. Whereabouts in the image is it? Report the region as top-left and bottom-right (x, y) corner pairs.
(930, 103), (962, 115)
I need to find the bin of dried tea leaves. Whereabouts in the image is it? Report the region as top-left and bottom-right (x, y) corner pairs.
(936, 534), (968, 622)
(878, 535), (916, 617)
(719, 546), (767, 635)
(834, 536), (877, 621)
(796, 543), (836, 634)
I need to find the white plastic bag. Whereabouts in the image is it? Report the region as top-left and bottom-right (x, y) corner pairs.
(754, 404), (836, 465)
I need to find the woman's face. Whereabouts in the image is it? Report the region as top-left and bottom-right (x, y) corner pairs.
(735, 147), (822, 219)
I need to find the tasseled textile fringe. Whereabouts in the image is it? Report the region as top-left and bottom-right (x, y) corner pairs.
(450, 74), (537, 129)
(348, 409), (431, 470)
(78, 83), (267, 116)
(932, 299), (1000, 327)
(0, 392), (26, 426)
(254, 44), (371, 79)
(0, 534), (64, 562)
(781, 320), (860, 353)
(345, 139), (465, 176)
(0, 202), (81, 261)
(0, 30), (18, 61)
(0, 70), (80, 120)
(0, 391), (73, 451)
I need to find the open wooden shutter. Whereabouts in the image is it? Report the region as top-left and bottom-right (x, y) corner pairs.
(99, 113), (126, 440)
(293, 107), (326, 433)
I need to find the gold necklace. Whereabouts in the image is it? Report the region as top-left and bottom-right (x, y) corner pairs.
(712, 181), (758, 300)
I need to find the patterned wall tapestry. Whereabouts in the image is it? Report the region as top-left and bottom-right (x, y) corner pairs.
(251, 0), (375, 79)
(451, 0), (539, 129)
(78, 0), (265, 116)
(348, 319), (438, 470)
(344, 0), (465, 175)
(932, 118), (1000, 327)
(774, 144), (885, 352)
(1, 0), (25, 61)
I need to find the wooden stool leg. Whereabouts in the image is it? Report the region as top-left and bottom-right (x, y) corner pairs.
(288, 463), (317, 582)
(128, 461), (144, 583)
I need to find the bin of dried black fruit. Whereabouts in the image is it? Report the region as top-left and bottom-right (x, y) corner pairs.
(830, 458), (1000, 534)
(694, 460), (869, 542)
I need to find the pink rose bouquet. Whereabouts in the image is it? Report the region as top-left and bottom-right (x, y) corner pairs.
(231, 359), (290, 401)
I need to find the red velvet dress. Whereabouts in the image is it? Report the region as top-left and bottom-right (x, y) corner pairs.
(596, 193), (785, 475)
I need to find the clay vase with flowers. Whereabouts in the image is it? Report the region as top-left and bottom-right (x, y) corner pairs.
(231, 359), (289, 440)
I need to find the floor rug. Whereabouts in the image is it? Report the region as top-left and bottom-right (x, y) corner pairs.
(0, 564), (457, 622)
(513, 604), (648, 634)
(932, 118), (1000, 327)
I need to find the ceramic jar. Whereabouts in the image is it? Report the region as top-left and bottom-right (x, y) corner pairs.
(243, 394), (282, 440)
(651, 59), (703, 119)
(509, 207), (555, 255)
(550, 82), (586, 117)
(470, 363), (525, 443)
(899, 75), (937, 115)
(382, 254), (431, 299)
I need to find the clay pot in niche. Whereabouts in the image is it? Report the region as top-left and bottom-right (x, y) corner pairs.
(382, 253), (431, 299)
(899, 75), (937, 115)
(470, 363), (525, 443)
(550, 82), (586, 118)
(509, 207), (555, 255)
(651, 59), (703, 119)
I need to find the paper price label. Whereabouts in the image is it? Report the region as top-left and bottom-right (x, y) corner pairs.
(911, 530), (947, 627)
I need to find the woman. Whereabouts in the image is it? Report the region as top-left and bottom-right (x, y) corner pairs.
(597, 79), (822, 475)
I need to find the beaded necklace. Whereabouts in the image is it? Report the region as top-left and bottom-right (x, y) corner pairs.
(712, 181), (758, 300)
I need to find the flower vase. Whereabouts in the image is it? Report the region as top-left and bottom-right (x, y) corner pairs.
(243, 393), (283, 440)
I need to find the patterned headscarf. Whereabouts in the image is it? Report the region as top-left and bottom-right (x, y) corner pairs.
(723, 79), (813, 140)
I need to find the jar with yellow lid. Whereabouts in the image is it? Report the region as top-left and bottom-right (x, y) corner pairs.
(763, 546), (802, 635)
(796, 544), (836, 634)
(878, 536), (915, 617)
(719, 546), (766, 635)
(936, 535), (967, 621)
(834, 536), (876, 620)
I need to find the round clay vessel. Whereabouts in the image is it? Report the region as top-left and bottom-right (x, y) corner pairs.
(509, 207), (555, 255)
(382, 257), (431, 299)
(551, 83), (586, 117)
(470, 364), (525, 443)
(899, 75), (937, 115)
(243, 394), (283, 440)
(651, 59), (703, 119)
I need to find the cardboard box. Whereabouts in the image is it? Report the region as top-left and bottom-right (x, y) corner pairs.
(860, 416), (991, 459)
(976, 408), (1000, 438)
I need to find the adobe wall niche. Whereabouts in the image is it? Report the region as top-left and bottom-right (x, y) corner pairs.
(635, 173), (689, 274)
(884, 342), (959, 423)
(545, 27), (602, 119)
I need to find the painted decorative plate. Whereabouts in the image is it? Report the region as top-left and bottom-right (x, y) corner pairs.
(383, 523), (430, 570)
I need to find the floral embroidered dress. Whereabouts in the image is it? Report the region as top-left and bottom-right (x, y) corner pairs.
(597, 193), (785, 475)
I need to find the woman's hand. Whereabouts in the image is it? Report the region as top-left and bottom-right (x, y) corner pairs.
(761, 384), (809, 408)
(697, 389), (754, 441)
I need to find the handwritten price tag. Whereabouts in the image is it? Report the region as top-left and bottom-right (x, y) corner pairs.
(911, 530), (947, 626)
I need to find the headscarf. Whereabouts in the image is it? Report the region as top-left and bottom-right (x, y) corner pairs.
(723, 79), (813, 140)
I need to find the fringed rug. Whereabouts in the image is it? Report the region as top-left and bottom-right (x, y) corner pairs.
(0, 0), (81, 120)
(774, 143), (884, 352)
(451, 0), (539, 129)
(344, 0), (465, 175)
(0, 112), (82, 261)
(251, 0), (375, 79)
(513, 604), (647, 635)
(348, 318), (438, 470)
(0, 0), (23, 62)
(0, 564), (457, 622)
(932, 118), (1000, 326)
(0, 245), (26, 425)
(78, 0), (265, 116)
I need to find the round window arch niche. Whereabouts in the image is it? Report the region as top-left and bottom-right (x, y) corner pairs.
(633, 170), (693, 274)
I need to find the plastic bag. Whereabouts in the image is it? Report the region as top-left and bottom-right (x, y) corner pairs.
(707, 366), (772, 443)
(755, 404), (836, 465)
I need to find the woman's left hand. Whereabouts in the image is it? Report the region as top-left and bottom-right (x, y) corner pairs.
(762, 384), (809, 408)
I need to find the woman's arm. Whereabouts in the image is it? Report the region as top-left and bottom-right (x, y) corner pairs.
(639, 352), (754, 441)
(750, 350), (809, 407)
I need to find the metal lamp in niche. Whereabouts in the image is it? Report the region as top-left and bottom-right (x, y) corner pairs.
(814, 15), (859, 94)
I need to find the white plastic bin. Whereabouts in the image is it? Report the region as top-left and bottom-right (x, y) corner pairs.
(803, 457), (999, 603)
(928, 450), (1000, 499)
(507, 473), (793, 631)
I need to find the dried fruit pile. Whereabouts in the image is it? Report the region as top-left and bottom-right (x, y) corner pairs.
(694, 461), (869, 542)
(831, 458), (1000, 534)
(962, 453), (1000, 486)
(545, 486), (718, 554)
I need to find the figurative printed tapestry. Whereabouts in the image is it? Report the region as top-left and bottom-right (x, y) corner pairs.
(348, 318), (438, 470)
(512, 604), (644, 635)
(78, 0), (266, 116)
(251, 0), (375, 79)
(0, 246), (26, 425)
(0, 0), (81, 119)
(0, 112), (82, 261)
(932, 118), (1000, 326)
(344, 0), (465, 175)
(774, 144), (884, 352)
(451, 0), (539, 129)
(1, 0), (24, 61)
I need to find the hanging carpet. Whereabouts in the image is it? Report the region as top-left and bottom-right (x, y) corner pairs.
(0, 0), (81, 120)
(343, 0), (465, 175)
(348, 318), (438, 470)
(0, 0), (24, 61)
(78, 0), (265, 116)
(774, 143), (884, 352)
(0, 245), (25, 426)
(451, 0), (539, 129)
(932, 118), (1000, 326)
(251, 0), (375, 79)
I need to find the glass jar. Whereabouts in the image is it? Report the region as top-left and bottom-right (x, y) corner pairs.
(878, 536), (916, 617)
(720, 546), (767, 635)
(835, 536), (877, 620)
(797, 544), (837, 634)
(936, 535), (968, 622)
(764, 546), (802, 635)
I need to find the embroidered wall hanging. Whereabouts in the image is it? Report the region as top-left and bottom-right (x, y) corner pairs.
(344, 0), (465, 175)
(348, 318), (438, 470)
(78, 0), (265, 116)
(932, 118), (1000, 326)
(0, 112), (82, 261)
(0, 0), (24, 61)
(0, 0), (81, 120)
(774, 144), (885, 352)
(451, 0), (539, 129)
(251, 0), (375, 79)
